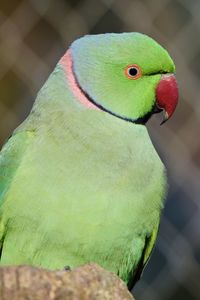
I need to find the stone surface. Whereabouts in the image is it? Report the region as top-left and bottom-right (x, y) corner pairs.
(0, 263), (135, 299)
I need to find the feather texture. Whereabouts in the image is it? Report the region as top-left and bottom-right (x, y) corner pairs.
(0, 33), (174, 288)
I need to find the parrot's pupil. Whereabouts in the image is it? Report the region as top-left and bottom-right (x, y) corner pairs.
(129, 68), (138, 76)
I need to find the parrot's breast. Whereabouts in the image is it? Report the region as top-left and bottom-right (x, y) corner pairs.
(0, 106), (166, 285)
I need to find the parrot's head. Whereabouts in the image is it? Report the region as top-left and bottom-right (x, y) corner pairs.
(60, 33), (178, 125)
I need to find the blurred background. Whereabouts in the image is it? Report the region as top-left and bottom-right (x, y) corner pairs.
(0, 0), (199, 299)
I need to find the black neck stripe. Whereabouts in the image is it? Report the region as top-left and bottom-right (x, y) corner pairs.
(72, 65), (153, 125)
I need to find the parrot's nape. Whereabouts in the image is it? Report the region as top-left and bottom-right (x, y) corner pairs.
(0, 32), (178, 290)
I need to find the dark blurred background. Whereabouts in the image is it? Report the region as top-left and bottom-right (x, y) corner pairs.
(0, 0), (199, 299)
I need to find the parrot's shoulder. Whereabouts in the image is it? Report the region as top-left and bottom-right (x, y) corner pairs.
(0, 129), (35, 251)
(0, 129), (35, 204)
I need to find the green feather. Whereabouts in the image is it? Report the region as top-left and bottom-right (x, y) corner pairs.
(0, 33), (172, 288)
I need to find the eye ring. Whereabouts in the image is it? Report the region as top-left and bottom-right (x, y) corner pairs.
(124, 64), (142, 80)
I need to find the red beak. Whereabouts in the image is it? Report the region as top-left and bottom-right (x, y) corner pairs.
(156, 74), (179, 124)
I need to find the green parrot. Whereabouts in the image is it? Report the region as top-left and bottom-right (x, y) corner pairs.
(0, 33), (178, 289)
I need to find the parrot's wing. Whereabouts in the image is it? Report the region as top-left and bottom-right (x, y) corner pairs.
(128, 223), (160, 290)
(0, 130), (34, 257)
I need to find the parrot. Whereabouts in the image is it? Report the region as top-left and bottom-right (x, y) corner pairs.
(0, 32), (178, 289)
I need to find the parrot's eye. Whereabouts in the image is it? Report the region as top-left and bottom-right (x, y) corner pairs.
(124, 64), (142, 80)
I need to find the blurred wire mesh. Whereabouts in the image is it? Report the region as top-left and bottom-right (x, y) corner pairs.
(0, 0), (199, 299)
